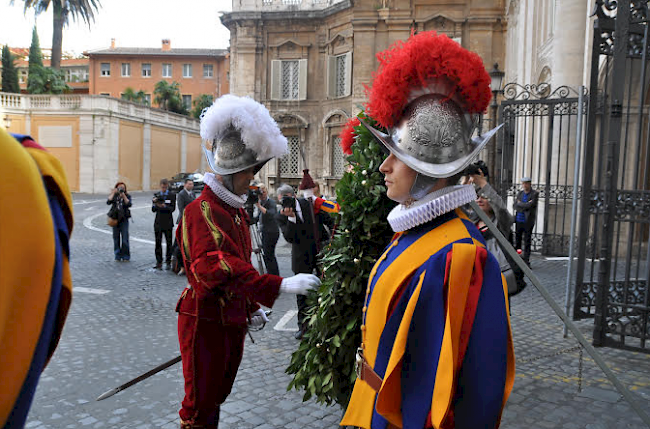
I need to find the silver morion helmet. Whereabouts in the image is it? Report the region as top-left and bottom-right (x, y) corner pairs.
(202, 126), (266, 175)
(200, 94), (288, 176)
(361, 94), (501, 178)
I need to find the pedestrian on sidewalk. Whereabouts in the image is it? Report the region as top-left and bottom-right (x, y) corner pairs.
(513, 176), (538, 267)
(341, 31), (514, 429)
(152, 178), (176, 270)
(107, 182), (132, 261)
(176, 95), (321, 429)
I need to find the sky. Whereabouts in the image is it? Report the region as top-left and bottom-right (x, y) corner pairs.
(0, 0), (233, 56)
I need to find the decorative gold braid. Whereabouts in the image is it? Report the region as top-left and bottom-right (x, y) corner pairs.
(201, 200), (224, 246)
(199, 200), (231, 275)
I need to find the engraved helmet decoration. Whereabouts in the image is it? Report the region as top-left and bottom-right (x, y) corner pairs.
(199, 95), (288, 176)
(360, 31), (502, 179)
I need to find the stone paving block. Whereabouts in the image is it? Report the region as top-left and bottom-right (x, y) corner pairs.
(577, 387), (623, 403)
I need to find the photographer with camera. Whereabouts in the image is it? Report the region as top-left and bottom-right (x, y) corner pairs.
(152, 178), (176, 270)
(252, 184), (280, 276)
(277, 171), (334, 340)
(107, 182), (132, 261)
(464, 161), (525, 296)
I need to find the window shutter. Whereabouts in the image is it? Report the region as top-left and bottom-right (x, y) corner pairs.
(344, 51), (352, 97)
(298, 59), (308, 101)
(326, 55), (337, 99)
(270, 60), (281, 100)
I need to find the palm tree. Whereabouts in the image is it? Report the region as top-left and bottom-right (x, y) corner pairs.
(121, 87), (148, 105)
(153, 80), (187, 115)
(14, 0), (101, 70)
(191, 94), (214, 119)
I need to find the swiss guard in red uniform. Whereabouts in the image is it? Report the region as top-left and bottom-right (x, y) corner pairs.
(176, 95), (321, 428)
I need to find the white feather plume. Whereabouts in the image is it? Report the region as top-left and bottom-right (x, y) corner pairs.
(200, 94), (288, 160)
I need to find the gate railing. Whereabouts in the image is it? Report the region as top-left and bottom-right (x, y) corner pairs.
(574, 0), (650, 353)
(497, 84), (586, 256)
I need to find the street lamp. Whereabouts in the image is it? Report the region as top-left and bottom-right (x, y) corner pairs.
(2, 115), (11, 130)
(488, 63), (505, 187)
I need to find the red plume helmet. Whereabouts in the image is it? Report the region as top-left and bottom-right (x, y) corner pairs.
(361, 31), (501, 179)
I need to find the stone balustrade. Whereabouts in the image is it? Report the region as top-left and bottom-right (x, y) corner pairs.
(0, 92), (199, 131)
(233, 0), (343, 12)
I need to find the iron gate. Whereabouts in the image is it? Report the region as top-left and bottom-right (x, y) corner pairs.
(496, 84), (586, 256)
(574, 0), (650, 352)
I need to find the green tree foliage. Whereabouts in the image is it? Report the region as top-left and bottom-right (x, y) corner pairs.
(191, 94), (214, 119)
(24, 26), (70, 94)
(16, 0), (101, 70)
(1, 45), (21, 93)
(153, 80), (188, 115)
(286, 113), (396, 407)
(27, 67), (70, 94)
(121, 87), (148, 105)
(27, 26), (43, 93)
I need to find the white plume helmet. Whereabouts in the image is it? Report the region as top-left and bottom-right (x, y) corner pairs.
(200, 95), (288, 175)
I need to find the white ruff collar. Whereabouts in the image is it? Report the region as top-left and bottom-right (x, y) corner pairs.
(203, 173), (248, 209)
(387, 185), (477, 232)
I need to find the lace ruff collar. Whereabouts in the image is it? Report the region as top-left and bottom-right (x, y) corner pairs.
(387, 185), (476, 232)
(203, 173), (248, 209)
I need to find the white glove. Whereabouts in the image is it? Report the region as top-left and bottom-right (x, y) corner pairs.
(280, 273), (321, 295)
(248, 308), (269, 328)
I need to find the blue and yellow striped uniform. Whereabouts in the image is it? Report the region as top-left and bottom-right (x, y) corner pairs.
(342, 209), (514, 429)
(0, 130), (73, 429)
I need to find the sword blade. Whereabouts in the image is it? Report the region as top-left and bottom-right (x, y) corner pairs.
(95, 355), (182, 401)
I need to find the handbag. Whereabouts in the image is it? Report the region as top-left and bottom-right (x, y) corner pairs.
(107, 216), (118, 227)
(107, 204), (119, 227)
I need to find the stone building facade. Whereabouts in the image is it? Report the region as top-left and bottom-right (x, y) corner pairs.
(221, 0), (506, 196)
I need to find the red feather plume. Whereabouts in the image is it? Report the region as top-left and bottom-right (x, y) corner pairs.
(339, 117), (360, 155)
(366, 31), (492, 129)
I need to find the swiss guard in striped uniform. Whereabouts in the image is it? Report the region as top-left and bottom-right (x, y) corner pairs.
(0, 129), (74, 429)
(340, 31), (515, 429)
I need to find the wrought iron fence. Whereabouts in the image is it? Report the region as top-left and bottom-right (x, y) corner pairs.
(574, 0), (650, 353)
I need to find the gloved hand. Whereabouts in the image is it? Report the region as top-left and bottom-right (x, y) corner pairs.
(280, 273), (321, 295)
(248, 308), (269, 328)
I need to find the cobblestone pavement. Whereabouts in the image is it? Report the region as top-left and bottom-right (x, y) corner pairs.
(25, 192), (650, 429)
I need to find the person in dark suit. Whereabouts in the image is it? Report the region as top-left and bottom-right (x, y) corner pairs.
(177, 179), (196, 223)
(172, 179), (196, 275)
(513, 176), (539, 266)
(277, 176), (333, 339)
(254, 184), (280, 276)
(152, 178), (176, 270)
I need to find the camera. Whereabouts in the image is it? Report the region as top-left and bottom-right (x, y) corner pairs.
(119, 188), (125, 194)
(152, 193), (162, 204)
(465, 160), (489, 179)
(244, 185), (261, 220)
(281, 195), (296, 210)
(247, 186), (260, 206)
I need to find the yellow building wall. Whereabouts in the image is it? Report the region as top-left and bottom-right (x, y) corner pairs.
(186, 134), (202, 173)
(5, 114), (27, 134)
(31, 115), (80, 192)
(118, 120), (144, 190)
(150, 126), (181, 186)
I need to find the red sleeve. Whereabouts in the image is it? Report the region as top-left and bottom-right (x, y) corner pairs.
(179, 203), (282, 308)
